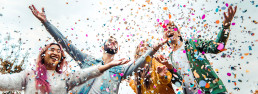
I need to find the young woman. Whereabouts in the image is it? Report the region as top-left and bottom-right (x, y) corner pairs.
(129, 40), (176, 94)
(163, 6), (237, 94)
(0, 43), (129, 94)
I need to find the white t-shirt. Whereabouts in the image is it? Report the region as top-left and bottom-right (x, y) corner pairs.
(170, 43), (199, 94)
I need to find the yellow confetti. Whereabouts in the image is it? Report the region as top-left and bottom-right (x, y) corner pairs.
(193, 70), (200, 78)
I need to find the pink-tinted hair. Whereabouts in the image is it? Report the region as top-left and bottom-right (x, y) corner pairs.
(35, 43), (67, 93)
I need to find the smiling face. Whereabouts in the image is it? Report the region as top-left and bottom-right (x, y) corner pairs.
(43, 45), (62, 70)
(163, 21), (182, 49)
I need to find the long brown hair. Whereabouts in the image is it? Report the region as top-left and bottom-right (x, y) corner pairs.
(35, 43), (67, 94)
(134, 40), (152, 94)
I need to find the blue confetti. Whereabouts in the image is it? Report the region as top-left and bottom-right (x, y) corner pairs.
(221, 7), (226, 10)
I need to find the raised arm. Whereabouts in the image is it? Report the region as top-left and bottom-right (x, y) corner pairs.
(123, 39), (168, 79)
(195, 6), (237, 54)
(0, 70), (27, 91)
(29, 5), (94, 68)
(67, 58), (130, 90)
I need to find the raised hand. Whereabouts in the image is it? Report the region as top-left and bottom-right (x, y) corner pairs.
(109, 58), (130, 67)
(156, 65), (168, 77)
(153, 38), (169, 51)
(223, 6), (237, 27)
(155, 55), (173, 70)
(29, 5), (47, 23)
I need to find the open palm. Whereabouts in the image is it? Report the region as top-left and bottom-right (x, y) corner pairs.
(223, 6), (237, 27)
(29, 5), (47, 23)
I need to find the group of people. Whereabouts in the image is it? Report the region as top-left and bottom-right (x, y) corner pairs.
(0, 4), (237, 94)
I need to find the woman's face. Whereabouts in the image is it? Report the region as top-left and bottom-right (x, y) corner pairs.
(164, 23), (181, 47)
(138, 42), (149, 56)
(43, 45), (62, 69)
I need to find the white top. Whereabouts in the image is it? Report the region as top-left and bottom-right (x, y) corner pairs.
(0, 65), (102, 94)
(170, 43), (199, 94)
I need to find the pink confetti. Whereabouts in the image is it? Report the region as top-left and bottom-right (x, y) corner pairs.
(202, 51), (205, 54)
(157, 19), (160, 22)
(127, 35), (129, 37)
(174, 28), (178, 31)
(225, 3), (229, 7)
(232, 23), (235, 25)
(194, 40), (198, 42)
(113, 74), (116, 77)
(159, 22), (162, 25)
(106, 88), (109, 92)
(164, 20), (170, 24)
(86, 34), (88, 37)
(173, 68), (177, 73)
(227, 73), (231, 76)
(118, 28), (120, 30)
(202, 14), (205, 19)
(153, 85), (156, 88)
(123, 18), (125, 21)
(198, 90), (202, 94)
(71, 28), (74, 30)
(217, 43), (224, 50)
(162, 24), (166, 28)
(183, 50), (186, 53)
(120, 73), (124, 76)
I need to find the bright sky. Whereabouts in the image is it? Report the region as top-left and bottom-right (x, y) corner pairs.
(0, 0), (257, 94)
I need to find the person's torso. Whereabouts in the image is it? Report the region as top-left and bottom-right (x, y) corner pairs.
(80, 63), (125, 94)
(24, 70), (67, 94)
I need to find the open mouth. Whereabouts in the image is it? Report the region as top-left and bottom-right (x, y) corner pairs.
(50, 55), (59, 61)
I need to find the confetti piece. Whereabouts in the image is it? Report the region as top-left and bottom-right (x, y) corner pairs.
(225, 3), (229, 7)
(232, 23), (235, 25)
(164, 20), (169, 24)
(163, 7), (168, 10)
(217, 43), (224, 50)
(241, 56), (244, 59)
(169, 14), (172, 19)
(174, 28), (178, 31)
(216, 20), (220, 24)
(215, 69), (219, 72)
(198, 90), (202, 94)
(199, 80), (206, 87)
(157, 19), (159, 22)
(183, 50), (186, 53)
(202, 14), (205, 19)
(227, 73), (231, 76)
(205, 83), (210, 88)
(175, 81), (181, 87)
(215, 8), (219, 12)
(221, 7), (226, 10)
(120, 73), (124, 76)
(86, 34), (88, 37)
